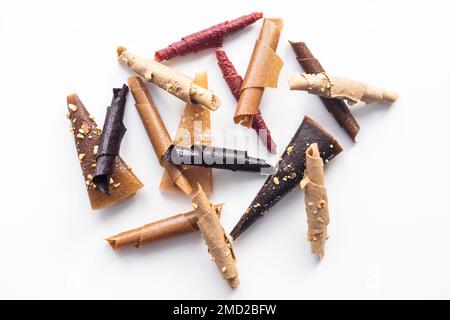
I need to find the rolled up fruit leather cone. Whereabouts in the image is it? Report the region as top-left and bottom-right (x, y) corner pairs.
(230, 116), (343, 240)
(66, 94), (143, 210)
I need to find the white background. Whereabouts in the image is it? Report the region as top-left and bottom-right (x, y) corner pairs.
(1, 0), (449, 299)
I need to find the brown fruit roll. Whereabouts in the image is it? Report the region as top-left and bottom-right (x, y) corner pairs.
(288, 72), (398, 105)
(300, 143), (330, 259)
(66, 94), (143, 210)
(230, 116), (342, 240)
(106, 204), (223, 249)
(234, 18), (284, 127)
(193, 184), (239, 288)
(216, 50), (277, 154)
(118, 47), (221, 111)
(289, 41), (360, 142)
(128, 76), (192, 195)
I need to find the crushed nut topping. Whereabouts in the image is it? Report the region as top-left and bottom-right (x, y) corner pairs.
(273, 177), (280, 185)
(76, 133), (84, 139)
(78, 154), (86, 161)
(93, 145), (99, 155)
(68, 104), (77, 112)
(286, 146), (293, 155)
(318, 200), (326, 209)
(81, 123), (89, 134)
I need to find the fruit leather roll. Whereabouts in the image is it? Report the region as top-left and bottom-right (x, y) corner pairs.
(165, 144), (273, 173)
(288, 72), (398, 105)
(192, 185), (239, 288)
(128, 76), (192, 195)
(106, 204), (223, 249)
(234, 18), (283, 127)
(117, 47), (221, 111)
(289, 41), (360, 142)
(154, 12), (263, 61)
(216, 50), (277, 154)
(92, 85), (128, 194)
(300, 143), (330, 259)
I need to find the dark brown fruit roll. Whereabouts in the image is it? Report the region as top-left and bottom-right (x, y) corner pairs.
(66, 94), (143, 210)
(230, 116), (342, 240)
(93, 85), (128, 194)
(289, 41), (360, 142)
(165, 144), (273, 173)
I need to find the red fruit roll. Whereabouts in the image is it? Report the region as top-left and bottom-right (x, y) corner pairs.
(216, 50), (277, 154)
(155, 12), (263, 62)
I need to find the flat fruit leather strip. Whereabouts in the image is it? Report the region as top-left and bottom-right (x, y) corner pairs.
(160, 72), (213, 196)
(165, 144), (273, 173)
(288, 72), (398, 105)
(117, 47), (220, 111)
(289, 41), (360, 142)
(234, 18), (284, 127)
(154, 12), (263, 62)
(230, 116), (342, 240)
(192, 184), (239, 288)
(128, 76), (192, 195)
(66, 94), (143, 210)
(300, 143), (329, 259)
(106, 204), (223, 249)
(216, 50), (277, 154)
(93, 85), (128, 194)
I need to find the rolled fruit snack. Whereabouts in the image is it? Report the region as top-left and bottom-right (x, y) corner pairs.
(234, 18), (284, 128)
(160, 72), (213, 196)
(165, 144), (273, 173)
(289, 41), (360, 142)
(288, 72), (398, 105)
(230, 116), (342, 240)
(117, 47), (221, 111)
(106, 204), (223, 249)
(66, 94), (143, 210)
(128, 76), (192, 195)
(216, 50), (277, 154)
(193, 184), (239, 288)
(92, 85), (128, 194)
(154, 12), (263, 61)
(300, 143), (330, 259)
